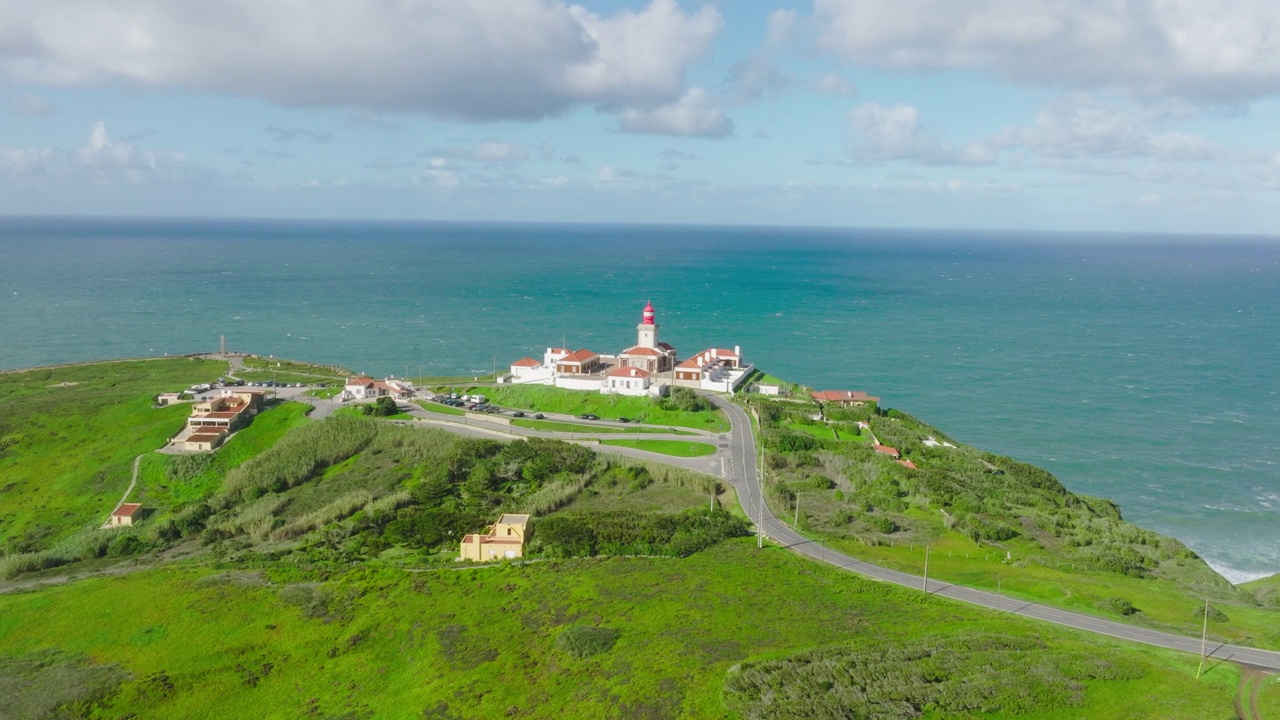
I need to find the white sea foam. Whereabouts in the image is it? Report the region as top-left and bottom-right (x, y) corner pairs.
(1209, 562), (1275, 585)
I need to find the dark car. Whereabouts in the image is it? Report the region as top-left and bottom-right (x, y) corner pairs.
(579, 413), (599, 420)
(512, 411), (526, 418)
(533, 413), (545, 420)
(618, 417), (630, 423)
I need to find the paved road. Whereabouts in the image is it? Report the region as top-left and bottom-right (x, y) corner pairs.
(706, 394), (1280, 672)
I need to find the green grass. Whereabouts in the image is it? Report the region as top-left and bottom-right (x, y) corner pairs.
(512, 418), (695, 435)
(599, 440), (718, 457)
(0, 540), (1250, 719)
(415, 401), (464, 416)
(240, 357), (350, 377)
(1242, 572), (1280, 608)
(303, 387), (341, 399)
(0, 358), (229, 553)
(476, 385), (729, 432)
(234, 370), (339, 386)
(751, 397), (1280, 653)
(137, 402), (313, 509)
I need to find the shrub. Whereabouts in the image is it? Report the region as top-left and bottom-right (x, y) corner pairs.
(866, 515), (897, 534)
(536, 509), (749, 558)
(660, 386), (714, 413)
(1098, 597), (1139, 616)
(724, 633), (1138, 720)
(555, 625), (621, 658)
(1196, 604), (1229, 623)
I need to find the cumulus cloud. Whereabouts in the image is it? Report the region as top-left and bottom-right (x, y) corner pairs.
(0, 0), (721, 121)
(815, 0), (1280, 103)
(991, 95), (1225, 161)
(8, 91), (54, 116)
(0, 121), (211, 185)
(618, 88), (734, 138)
(849, 102), (987, 165)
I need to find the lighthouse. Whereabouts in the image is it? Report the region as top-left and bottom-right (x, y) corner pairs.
(637, 301), (658, 349)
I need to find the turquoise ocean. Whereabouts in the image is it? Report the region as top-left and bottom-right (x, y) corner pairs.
(1, 217), (1277, 583)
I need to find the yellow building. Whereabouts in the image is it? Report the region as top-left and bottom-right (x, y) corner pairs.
(459, 514), (530, 562)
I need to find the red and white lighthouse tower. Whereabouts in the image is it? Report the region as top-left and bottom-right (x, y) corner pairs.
(637, 301), (659, 349)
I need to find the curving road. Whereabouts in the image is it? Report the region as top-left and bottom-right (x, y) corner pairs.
(706, 394), (1280, 672)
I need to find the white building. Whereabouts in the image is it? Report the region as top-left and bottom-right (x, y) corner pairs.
(510, 358), (542, 379)
(343, 376), (414, 401)
(604, 366), (653, 396)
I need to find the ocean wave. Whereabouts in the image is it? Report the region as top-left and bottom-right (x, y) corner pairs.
(1206, 562), (1277, 586)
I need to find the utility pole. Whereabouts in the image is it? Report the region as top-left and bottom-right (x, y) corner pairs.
(922, 545), (931, 593)
(1196, 598), (1209, 679)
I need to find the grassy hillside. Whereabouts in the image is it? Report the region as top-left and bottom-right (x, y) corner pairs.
(467, 384), (730, 432)
(1, 359), (1273, 718)
(1243, 573), (1280, 608)
(0, 358), (226, 554)
(0, 541), (1254, 719)
(747, 394), (1280, 651)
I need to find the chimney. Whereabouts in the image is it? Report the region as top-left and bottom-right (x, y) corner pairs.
(734, 345), (741, 357)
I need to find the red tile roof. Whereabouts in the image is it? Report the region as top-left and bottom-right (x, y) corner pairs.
(113, 503), (142, 517)
(873, 445), (900, 458)
(347, 376), (375, 386)
(559, 349), (598, 363)
(812, 390), (881, 404)
(620, 345), (662, 357)
(676, 357), (703, 369)
(608, 366), (651, 378)
(898, 459), (918, 470)
(511, 358), (541, 367)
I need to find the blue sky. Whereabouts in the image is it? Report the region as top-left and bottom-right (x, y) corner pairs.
(4, 0), (1280, 233)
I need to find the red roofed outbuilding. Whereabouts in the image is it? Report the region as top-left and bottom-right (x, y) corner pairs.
(110, 503), (142, 527)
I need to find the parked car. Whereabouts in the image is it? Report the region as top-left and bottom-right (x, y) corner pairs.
(512, 411), (526, 418)
(533, 413), (545, 420)
(579, 413), (599, 420)
(618, 417), (630, 423)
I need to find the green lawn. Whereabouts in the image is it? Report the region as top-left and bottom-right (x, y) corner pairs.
(303, 387), (341, 399)
(512, 418), (695, 435)
(599, 440), (718, 457)
(781, 419), (837, 440)
(0, 540), (1250, 719)
(0, 358), (229, 554)
(415, 401), (465, 417)
(477, 385), (729, 432)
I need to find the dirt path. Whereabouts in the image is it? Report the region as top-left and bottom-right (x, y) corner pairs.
(100, 455), (143, 528)
(1234, 664), (1274, 720)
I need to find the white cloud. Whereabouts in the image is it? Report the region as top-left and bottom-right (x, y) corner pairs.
(0, 121), (211, 186)
(815, 0), (1280, 103)
(0, 0), (721, 121)
(7, 91), (54, 116)
(848, 102), (985, 164)
(618, 88), (734, 138)
(991, 95), (1225, 161)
